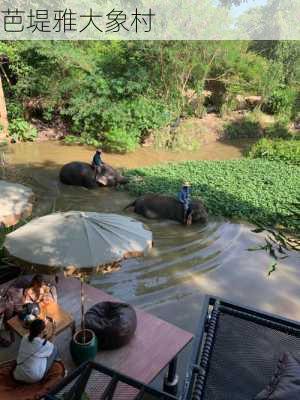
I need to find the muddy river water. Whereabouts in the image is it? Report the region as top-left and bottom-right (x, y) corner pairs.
(2, 141), (300, 336)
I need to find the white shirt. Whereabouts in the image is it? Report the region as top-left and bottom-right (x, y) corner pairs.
(14, 335), (54, 383)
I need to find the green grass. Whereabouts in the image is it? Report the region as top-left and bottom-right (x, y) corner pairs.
(125, 159), (300, 229)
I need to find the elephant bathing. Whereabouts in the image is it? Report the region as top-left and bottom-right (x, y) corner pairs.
(59, 161), (128, 189)
(125, 194), (208, 225)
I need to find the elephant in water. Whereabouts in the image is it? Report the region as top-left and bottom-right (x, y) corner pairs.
(59, 161), (128, 189)
(125, 194), (208, 225)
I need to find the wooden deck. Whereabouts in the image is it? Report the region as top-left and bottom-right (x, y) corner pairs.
(1, 275), (193, 386)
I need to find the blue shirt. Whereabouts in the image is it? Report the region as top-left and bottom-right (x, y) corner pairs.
(92, 152), (102, 166)
(178, 187), (191, 205)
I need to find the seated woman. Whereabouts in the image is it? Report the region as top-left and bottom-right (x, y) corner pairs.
(24, 275), (57, 305)
(14, 318), (59, 383)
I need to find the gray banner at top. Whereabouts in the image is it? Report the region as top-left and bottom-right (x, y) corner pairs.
(0, 0), (299, 40)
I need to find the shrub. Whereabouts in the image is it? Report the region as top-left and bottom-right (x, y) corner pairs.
(103, 129), (139, 153)
(63, 95), (171, 152)
(153, 126), (200, 152)
(264, 119), (293, 139)
(7, 101), (24, 120)
(263, 87), (295, 116)
(8, 119), (37, 142)
(223, 113), (262, 139)
(248, 138), (300, 165)
(63, 134), (101, 148)
(42, 106), (55, 122)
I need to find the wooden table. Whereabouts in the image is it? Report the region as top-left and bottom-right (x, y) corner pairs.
(7, 302), (75, 338)
(58, 278), (194, 395)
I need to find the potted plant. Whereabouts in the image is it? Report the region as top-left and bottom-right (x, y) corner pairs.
(70, 275), (97, 365)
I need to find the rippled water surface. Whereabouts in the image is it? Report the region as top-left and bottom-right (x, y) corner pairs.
(2, 141), (300, 323)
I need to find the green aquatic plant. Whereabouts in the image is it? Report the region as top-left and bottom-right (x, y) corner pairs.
(248, 138), (300, 165)
(125, 159), (300, 230)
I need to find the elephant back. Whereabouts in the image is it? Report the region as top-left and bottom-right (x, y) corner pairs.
(59, 162), (96, 189)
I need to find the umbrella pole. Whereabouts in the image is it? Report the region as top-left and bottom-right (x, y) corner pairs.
(80, 276), (86, 342)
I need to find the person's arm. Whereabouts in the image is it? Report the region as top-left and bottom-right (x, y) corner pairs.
(183, 190), (189, 203)
(44, 316), (57, 341)
(94, 153), (101, 166)
(24, 288), (35, 304)
(178, 190), (185, 203)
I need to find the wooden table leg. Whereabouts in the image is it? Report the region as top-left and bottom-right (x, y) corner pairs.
(163, 356), (179, 396)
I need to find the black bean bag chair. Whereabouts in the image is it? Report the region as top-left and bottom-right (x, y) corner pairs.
(84, 301), (137, 350)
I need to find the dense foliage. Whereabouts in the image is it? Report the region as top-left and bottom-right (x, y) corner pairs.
(248, 138), (300, 165)
(8, 119), (37, 142)
(0, 41), (299, 150)
(125, 160), (300, 229)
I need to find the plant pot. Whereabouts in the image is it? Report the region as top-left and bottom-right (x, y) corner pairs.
(70, 329), (98, 366)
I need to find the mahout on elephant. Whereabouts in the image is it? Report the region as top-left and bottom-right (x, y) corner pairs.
(125, 194), (208, 225)
(59, 161), (128, 189)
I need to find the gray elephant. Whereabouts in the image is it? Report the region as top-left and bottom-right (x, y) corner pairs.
(59, 161), (128, 189)
(125, 194), (208, 225)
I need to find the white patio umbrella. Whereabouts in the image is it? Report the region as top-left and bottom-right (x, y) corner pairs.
(4, 211), (152, 272)
(0, 180), (34, 228)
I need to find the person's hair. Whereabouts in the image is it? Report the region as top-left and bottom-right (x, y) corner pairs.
(28, 319), (46, 342)
(31, 274), (44, 288)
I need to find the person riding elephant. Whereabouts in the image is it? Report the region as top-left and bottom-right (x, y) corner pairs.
(59, 161), (128, 189)
(125, 194), (208, 225)
(91, 149), (103, 179)
(178, 182), (192, 224)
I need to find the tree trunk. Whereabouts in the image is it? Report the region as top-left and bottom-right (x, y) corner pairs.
(0, 75), (9, 141)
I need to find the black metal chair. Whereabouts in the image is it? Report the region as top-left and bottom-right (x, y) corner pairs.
(46, 361), (177, 400)
(184, 296), (300, 400)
